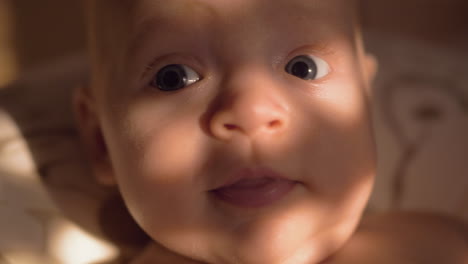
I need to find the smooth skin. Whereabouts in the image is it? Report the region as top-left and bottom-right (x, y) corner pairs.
(128, 212), (468, 264)
(76, 0), (467, 263)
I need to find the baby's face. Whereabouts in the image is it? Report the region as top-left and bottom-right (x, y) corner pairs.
(87, 0), (376, 263)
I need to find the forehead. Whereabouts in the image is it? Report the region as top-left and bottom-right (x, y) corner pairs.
(132, 0), (354, 18)
(124, 0), (357, 52)
(89, 0), (358, 91)
(92, 0), (357, 50)
(96, 0), (357, 35)
(129, 0), (356, 28)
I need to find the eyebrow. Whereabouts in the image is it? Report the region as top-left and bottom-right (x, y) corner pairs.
(125, 0), (349, 63)
(132, 0), (217, 30)
(128, 0), (330, 38)
(126, 0), (217, 60)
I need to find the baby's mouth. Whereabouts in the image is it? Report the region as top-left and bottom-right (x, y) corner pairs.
(210, 168), (297, 208)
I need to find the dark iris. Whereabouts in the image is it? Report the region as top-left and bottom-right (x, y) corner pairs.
(285, 55), (318, 80)
(153, 64), (188, 91)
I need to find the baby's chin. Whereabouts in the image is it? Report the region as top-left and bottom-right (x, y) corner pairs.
(222, 208), (360, 263)
(163, 215), (355, 264)
(145, 200), (363, 264)
(221, 240), (328, 264)
(204, 232), (346, 264)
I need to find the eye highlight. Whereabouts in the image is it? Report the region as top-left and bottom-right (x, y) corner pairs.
(150, 64), (201, 91)
(285, 55), (329, 80)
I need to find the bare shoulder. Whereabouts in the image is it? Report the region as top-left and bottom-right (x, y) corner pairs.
(324, 211), (468, 264)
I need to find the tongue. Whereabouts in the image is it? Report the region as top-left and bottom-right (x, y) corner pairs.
(212, 177), (296, 208)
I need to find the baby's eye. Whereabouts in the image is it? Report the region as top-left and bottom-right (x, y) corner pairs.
(285, 55), (329, 80)
(150, 64), (201, 91)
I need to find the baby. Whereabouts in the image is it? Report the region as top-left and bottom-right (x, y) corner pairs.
(74, 0), (468, 263)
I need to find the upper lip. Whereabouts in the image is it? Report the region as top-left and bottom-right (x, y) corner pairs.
(210, 166), (294, 191)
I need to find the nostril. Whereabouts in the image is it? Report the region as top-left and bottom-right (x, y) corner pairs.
(224, 124), (238, 130)
(268, 120), (282, 129)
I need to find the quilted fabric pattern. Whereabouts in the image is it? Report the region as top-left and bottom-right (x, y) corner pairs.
(366, 32), (468, 221)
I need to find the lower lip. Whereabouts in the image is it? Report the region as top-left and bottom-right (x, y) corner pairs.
(211, 177), (297, 208)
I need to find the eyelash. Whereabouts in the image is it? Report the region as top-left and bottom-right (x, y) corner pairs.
(143, 52), (331, 92)
(284, 54), (330, 81)
(142, 55), (201, 81)
(150, 64), (202, 91)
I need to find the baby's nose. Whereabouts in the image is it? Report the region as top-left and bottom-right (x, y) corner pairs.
(208, 74), (289, 141)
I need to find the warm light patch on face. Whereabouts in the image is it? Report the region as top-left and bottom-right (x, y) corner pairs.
(90, 0), (375, 263)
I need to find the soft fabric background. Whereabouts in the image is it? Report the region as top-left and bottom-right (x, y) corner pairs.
(0, 0), (85, 86)
(0, 1), (467, 263)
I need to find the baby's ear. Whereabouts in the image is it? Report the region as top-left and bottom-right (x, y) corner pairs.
(73, 86), (116, 186)
(363, 53), (378, 90)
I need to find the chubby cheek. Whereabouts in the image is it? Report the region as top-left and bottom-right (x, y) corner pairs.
(317, 98), (375, 214)
(291, 74), (376, 212)
(102, 100), (210, 235)
(312, 113), (375, 200)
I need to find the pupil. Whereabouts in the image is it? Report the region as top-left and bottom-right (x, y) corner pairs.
(292, 61), (311, 79)
(156, 65), (187, 91)
(163, 70), (182, 89)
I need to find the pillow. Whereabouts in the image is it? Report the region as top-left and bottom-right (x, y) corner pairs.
(366, 32), (468, 220)
(0, 55), (147, 264)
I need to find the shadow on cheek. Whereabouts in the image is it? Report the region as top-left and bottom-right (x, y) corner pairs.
(99, 194), (151, 251)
